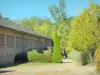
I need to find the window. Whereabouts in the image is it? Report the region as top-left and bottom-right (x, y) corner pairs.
(32, 40), (35, 48)
(16, 37), (18, 47)
(2, 34), (5, 46)
(29, 39), (31, 48)
(16, 36), (22, 47)
(29, 39), (33, 48)
(0, 34), (5, 46)
(7, 35), (15, 47)
(24, 38), (28, 48)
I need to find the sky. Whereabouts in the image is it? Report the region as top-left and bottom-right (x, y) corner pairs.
(0, 0), (100, 20)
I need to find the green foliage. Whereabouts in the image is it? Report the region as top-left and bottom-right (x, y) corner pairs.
(68, 4), (100, 55)
(80, 49), (95, 65)
(58, 22), (70, 49)
(21, 17), (53, 37)
(49, 0), (71, 50)
(67, 3), (100, 65)
(81, 51), (90, 65)
(43, 47), (53, 56)
(95, 48), (100, 73)
(27, 50), (52, 63)
(49, 0), (68, 23)
(52, 32), (62, 63)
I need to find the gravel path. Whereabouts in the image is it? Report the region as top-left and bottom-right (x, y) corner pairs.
(0, 59), (95, 75)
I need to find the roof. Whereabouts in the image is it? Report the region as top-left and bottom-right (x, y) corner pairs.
(0, 18), (51, 39)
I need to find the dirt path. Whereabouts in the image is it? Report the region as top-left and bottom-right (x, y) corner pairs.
(0, 59), (95, 75)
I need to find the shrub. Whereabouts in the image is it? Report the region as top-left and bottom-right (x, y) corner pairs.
(52, 32), (62, 63)
(43, 47), (53, 56)
(95, 48), (100, 73)
(80, 50), (92, 65)
(81, 51), (88, 65)
(27, 50), (52, 63)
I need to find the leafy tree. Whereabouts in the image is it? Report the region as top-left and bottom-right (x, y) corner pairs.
(33, 17), (53, 36)
(49, 0), (68, 23)
(0, 13), (12, 22)
(52, 32), (62, 63)
(68, 2), (100, 63)
(21, 17), (53, 37)
(21, 17), (43, 30)
(49, 0), (71, 49)
(95, 47), (100, 73)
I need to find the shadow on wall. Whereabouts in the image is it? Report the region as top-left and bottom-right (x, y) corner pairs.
(0, 52), (29, 68)
(14, 52), (28, 64)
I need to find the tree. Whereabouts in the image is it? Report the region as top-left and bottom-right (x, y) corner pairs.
(49, 0), (68, 23)
(49, 0), (71, 50)
(52, 32), (62, 63)
(95, 47), (100, 73)
(0, 13), (12, 22)
(68, 3), (100, 63)
(21, 17), (43, 30)
(21, 17), (53, 37)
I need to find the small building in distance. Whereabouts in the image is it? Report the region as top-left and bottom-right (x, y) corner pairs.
(0, 18), (53, 65)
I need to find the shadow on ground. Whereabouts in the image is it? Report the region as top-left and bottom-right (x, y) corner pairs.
(0, 70), (16, 74)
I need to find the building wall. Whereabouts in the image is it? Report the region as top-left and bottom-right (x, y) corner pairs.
(0, 26), (52, 65)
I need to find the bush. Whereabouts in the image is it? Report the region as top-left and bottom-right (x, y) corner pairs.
(81, 51), (88, 65)
(95, 48), (100, 73)
(80, 51), (91, 65)
(52, 32), (62, 63)
(27, 50), (52, 63)
(43, 47), (53, 56)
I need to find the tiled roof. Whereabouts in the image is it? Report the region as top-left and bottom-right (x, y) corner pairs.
(0, 18), (51, 39)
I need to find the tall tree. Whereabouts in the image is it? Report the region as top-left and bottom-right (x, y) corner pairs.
(49, 0), (68, 23)
(49, 0), (71, 49)
(52, 32), (62, 63)
(68, 3), (100, 60)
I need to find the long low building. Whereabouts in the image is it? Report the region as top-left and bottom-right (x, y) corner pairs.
(0, 18), (53, 65)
